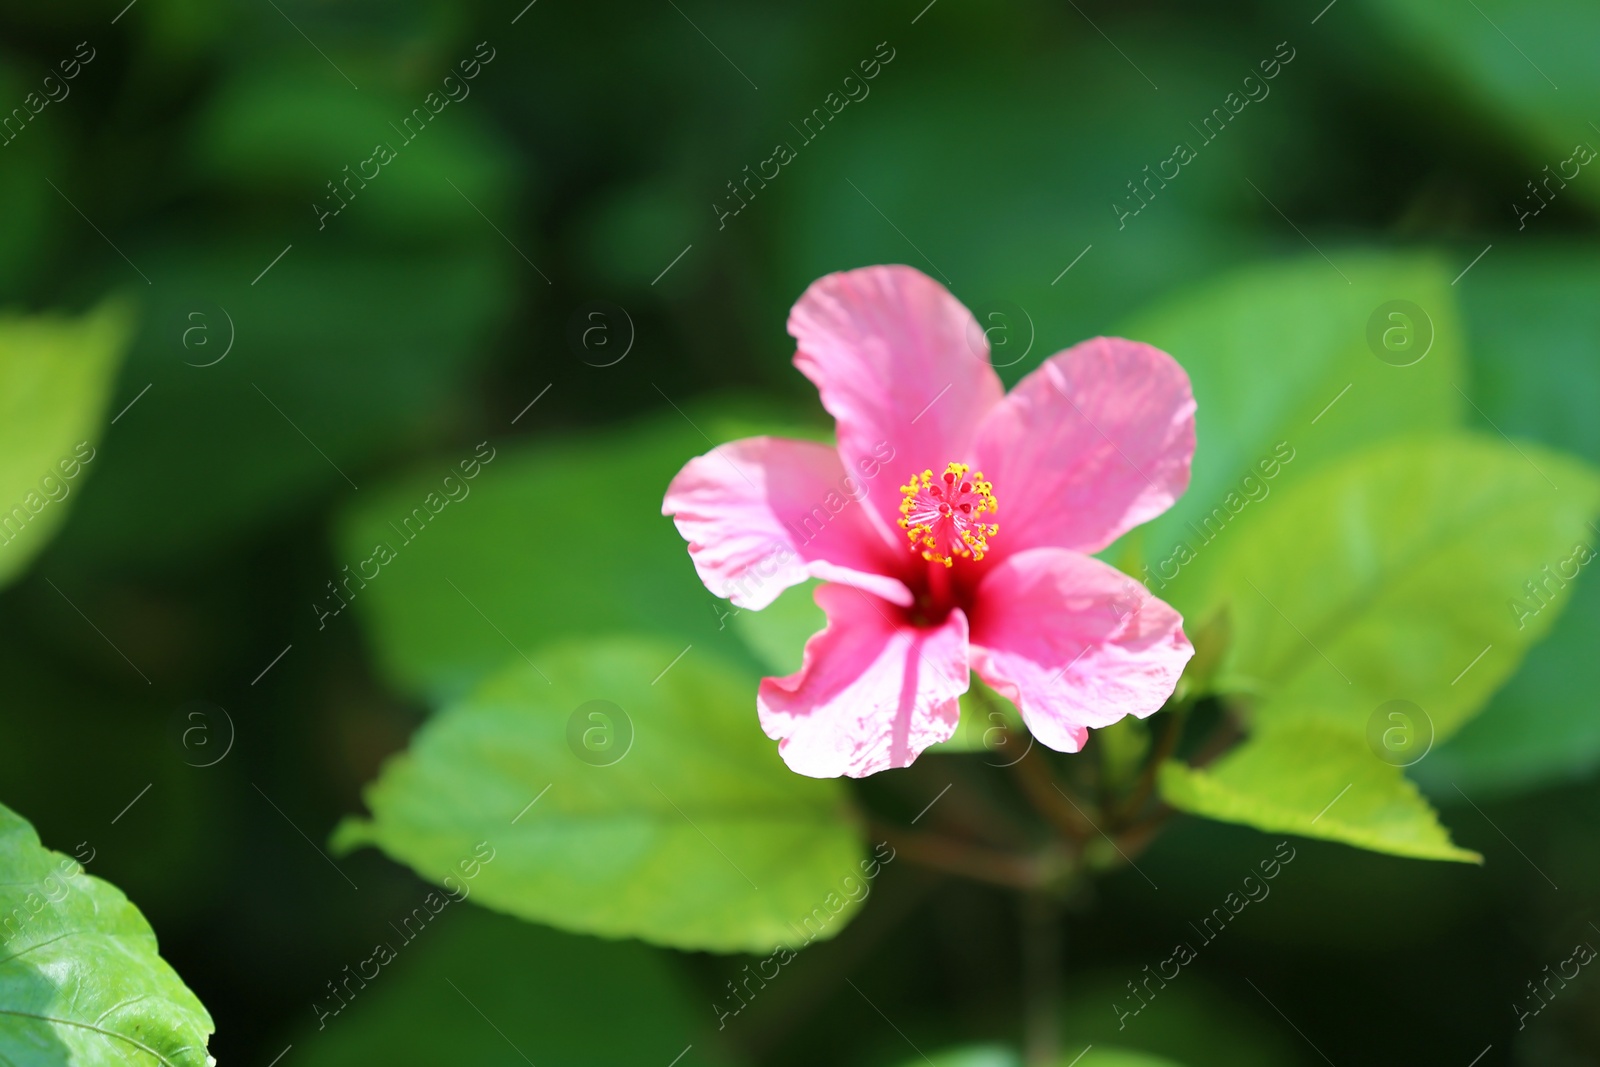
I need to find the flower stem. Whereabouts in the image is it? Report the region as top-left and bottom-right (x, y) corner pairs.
(1007, 739), (1097, 840)
(868, 820), (1060, 890)
(1021, 890), (1061, 1067)
(1115, 701), (1189, 823)
(967, 684), (1096, 841)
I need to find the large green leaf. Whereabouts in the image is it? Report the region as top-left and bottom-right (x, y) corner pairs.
(1161, 435), (1600, 859)
(291, 905), (734, 1067)
(1117, 253), (1463, 603)
(337, 407), (793, 704)
(1358, 0), (1600, 210)
(334, 638), (866, 953)
(0, 300), (130, 589)
(0, 801), (214, 1066)
(1421, 246), (1600, 796)
(1420, 566), (1600, 798)
(1197, 435), (1600, 741)
(1161, 724), (1479, 863)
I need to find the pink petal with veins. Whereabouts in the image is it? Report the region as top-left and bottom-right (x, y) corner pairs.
(969, 547), (1192, 753)
(758, 583), (970, 778)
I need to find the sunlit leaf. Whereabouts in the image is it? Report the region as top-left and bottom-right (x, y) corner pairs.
(334, 638), (867, 953)
(1160, 435), (1599, 859)
(1161, 723), (1479, 863)
(1423, 246), (1600, 796)
(1197, 435), (1600, 742)
(0, 801), (214, 1066)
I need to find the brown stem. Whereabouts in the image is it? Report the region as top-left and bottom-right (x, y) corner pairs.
(1007, 738), (1098, 841)
(966, 685), (1098, 842)
(1189, 705), (1246, 769)
(1115, 704), (1188, 824)
(870, 821), (1064, 891)
(1115, 805), (1175, 863)
(909, 761), (1033, 851)
(1021, 891), (1061, 1067)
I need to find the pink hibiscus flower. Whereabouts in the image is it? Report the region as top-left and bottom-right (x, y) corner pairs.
(663, 265), (1196, 778)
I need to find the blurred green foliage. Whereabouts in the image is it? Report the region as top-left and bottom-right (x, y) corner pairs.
(0, 300), (127, 588)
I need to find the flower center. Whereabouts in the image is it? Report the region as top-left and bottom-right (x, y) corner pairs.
(898, 462), (998, 567)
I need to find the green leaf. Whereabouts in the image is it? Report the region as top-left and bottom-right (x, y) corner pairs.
(1358, 0), (1600, 210)
(1160, 435), (1600, 859)
(1116, 253), (1464, 603)
(0, 300), (131, 589)
(291, 905), (735, 1067)
(338, 407), (790, 704)
(1161, 723), (1479, 863)
(1197, 435), (1600, 743)
(1420, 246), (1600, 796)
(334, 637), (866, 953)
(1421, 553), (1600, 799)
(0, 800), (214, 1066)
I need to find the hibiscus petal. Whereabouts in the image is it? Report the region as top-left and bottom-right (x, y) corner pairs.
(968, 548), (1192, 753)
(788, 265), (1005, 537)
(758, 583), (970, 778)
(972, 337), (1195, 559)
(663, 436), (913, 610)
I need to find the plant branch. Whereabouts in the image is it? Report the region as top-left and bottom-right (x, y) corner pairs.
(1115, 703), (1188, 824)
(966, 685), (1098, 842)
(1006, 738), (1097, 841)
(1188, 700), (1247, 769)
(1021, 891), (1061, 1067)
(1114, 805), (1175, 863)
(869, 821), (1068, 891)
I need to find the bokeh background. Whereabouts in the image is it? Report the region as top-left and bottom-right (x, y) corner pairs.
(1, 0), (1598, 1064)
